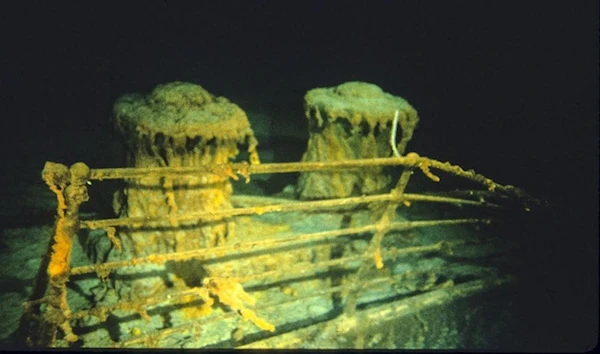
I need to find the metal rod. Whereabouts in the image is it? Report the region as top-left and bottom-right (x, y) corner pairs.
(344, 168), (414, 316)
(87, 154), (528, 199)
(69, 218), (486, 276)
(80, 192), (497, 230)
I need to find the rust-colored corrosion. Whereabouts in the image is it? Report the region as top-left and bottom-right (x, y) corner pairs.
(22, 162), (90, 347)
(112, 82), (260, 257)
(298, 81), (419, 199)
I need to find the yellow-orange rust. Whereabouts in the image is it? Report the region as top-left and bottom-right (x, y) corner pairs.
(298, 81), (419, 199)
(28, 162), (91, 346)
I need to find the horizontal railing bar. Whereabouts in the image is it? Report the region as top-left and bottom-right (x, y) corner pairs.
(80, 193), (497, 230)
(89, 157), (415, 180)
(238, 240), (460, 283)
(87, 154), (520, 196)
(70, 218), (486, 276)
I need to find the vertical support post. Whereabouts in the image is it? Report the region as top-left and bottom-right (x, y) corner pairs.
(25, 162), (90, 347)
(343, 168), (414, 316)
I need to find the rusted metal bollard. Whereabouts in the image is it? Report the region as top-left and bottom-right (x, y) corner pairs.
(297, 81), (419, 200)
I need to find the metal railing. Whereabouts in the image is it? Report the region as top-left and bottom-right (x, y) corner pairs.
(20, 153), (538, 348)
